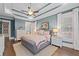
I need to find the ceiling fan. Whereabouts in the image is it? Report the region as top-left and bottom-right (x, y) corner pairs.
(22, 3), (39, 16)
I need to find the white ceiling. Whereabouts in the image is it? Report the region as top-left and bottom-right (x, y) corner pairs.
(4, 3), (47, 11)
(0, 3), (61, 21)
(0, 3), (79, 21)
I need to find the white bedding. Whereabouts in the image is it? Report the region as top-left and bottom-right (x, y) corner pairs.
(22, 33), (50, 47)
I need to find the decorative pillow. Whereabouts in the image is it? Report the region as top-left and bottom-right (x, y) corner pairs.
(44, 31), (49, 35)
(38, 30), (44, 35)
(44, 31), (50, 41)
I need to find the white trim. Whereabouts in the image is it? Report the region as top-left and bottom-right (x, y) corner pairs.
(34, 4), (79, 21)
(10, 37), (15, 40)
(57, 13), (62, 37)
(73, 8), (79, 50)
(57, 13), (63, 47)
(57, 13), (62, 34)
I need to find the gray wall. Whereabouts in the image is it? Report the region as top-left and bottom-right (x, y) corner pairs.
(36, 15), (57, 30)
(15, 19), (25, 30)
(15, 19), (26, 37)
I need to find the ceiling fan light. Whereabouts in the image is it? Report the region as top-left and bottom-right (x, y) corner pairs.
(28, 9), (33, 15)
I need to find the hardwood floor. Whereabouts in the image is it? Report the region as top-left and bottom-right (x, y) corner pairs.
(3, 37), (79, 56)
(3, 37), (16, 56)
(53, 47), (79, 56)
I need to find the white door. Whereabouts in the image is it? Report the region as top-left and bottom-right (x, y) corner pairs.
(61, 12), (74, 48)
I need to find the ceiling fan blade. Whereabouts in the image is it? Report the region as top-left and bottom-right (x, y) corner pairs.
(34, 11), (39, 13)
(33, 13), (36, 16)
(27, 14), (29, 16)
(21, 10), (28, 12)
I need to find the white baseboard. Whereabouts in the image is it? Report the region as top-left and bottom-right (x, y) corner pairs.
(77, 48), (79, 50)
(74, 47), (79, 50)
(62, 43), (73, 49)
(9, 37), (15, 40)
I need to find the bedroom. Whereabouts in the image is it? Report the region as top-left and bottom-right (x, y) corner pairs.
(0, 3), (79, 56)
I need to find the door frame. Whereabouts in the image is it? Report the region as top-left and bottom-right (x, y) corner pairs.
(2, 20), (11, 39)
(58, 11), (74, 49)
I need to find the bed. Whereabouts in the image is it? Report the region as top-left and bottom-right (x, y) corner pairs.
(21, 30), (50, 54)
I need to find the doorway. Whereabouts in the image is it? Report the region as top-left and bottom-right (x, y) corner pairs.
(0, 20), (11, 38)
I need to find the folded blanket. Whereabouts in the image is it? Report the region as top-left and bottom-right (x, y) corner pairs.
(37, 40), (47, 48)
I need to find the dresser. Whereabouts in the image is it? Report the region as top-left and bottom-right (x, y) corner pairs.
(0, 34), (4, 56)
(16, 30), (26, 41)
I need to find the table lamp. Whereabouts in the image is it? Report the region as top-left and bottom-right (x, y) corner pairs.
(53, 28), (59, 37)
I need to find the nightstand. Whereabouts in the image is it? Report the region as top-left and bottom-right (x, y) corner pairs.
(51, 36), (62, 47)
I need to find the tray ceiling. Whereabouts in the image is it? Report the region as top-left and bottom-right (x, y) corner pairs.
(0, 3), (79, 21)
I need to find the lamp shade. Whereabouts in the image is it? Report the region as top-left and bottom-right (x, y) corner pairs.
(53, 28), (59, 33)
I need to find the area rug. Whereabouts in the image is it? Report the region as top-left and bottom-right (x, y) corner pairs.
(13, 42), (58, 56)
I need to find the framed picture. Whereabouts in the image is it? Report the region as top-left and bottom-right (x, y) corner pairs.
(41, 21), (49, 30)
